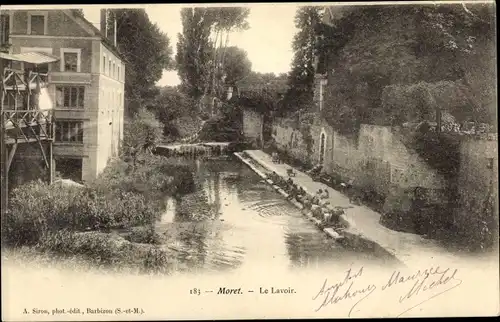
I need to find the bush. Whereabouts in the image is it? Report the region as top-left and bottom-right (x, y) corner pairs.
(91, 154), (195, 198)
(36, 230), (174, 273)
(2, 182), (86, 245)
(123, 226), (162, 244)
(143, 246), (171, 274)
(3, 153), (196, 247)
(1, 181), (158, 246)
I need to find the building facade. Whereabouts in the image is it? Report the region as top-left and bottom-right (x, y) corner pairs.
(3, 9), (125, 182)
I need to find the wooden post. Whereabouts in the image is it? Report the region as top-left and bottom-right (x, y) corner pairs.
(49, 140), (53, 184)
(1, 116), (6, 214)
(1, 57), (7, 213)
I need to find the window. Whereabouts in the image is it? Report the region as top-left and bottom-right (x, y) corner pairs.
(29, 14), (45, 35)
(60, 48), (81, 72)
(112, 62), (115, 78)
(1, 14), (9, 45)
(102, 55), (106, 73)
(108, 58), (111, 75)
(55, 121), (84, 143)
(56, 86), (85, 108)
(117, 65), (121, 81)
(63, 53), (77, 71)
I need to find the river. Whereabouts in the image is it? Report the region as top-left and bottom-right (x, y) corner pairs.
(152, 156), (397, 274)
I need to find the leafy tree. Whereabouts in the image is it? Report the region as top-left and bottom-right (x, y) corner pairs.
(176, 8), (213, 103)
(206, 8), (250, 99)
(235, 72), (288, 95)
(176, 7), (250, 112)
(284, 6), (323, 112)
(235, 89), (276, 115)
(109, 9), (173, 116)
(147, 86), (197, 138)
(122, 109), (163, 169)
(220, 46), (252, 86)
(316, 3), (496, 132)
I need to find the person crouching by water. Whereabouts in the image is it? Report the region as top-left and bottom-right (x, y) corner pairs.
(297, 186), (306, 200)
(315, 188), (330, 206)
(284, 178), (294, 194)
(272, 152), (280, 163)
(286, 183), (298, 201)
(312, 190), (322, 205)
(269, 171), (279, 183)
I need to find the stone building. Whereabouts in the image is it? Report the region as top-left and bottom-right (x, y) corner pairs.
(2, 9), (125, 182)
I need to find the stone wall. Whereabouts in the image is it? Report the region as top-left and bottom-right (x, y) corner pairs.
(454, 135), (498, 246)
(271, 117), (311, 165)
(272, 118), (446, 193)
(242, 109), (263, 148)
(270, 116), (450, 217)
(267, 113), (498, 245)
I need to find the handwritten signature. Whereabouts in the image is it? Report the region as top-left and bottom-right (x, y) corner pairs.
(312, 266), (462, 317)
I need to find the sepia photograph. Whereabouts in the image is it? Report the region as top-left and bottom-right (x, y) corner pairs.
(1, 1), (498, 320)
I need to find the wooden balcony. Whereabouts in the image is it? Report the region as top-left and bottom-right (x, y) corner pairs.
(3, 109), (54, 144)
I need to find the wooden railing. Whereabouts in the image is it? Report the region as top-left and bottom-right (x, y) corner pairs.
(2, 109), (54, 142)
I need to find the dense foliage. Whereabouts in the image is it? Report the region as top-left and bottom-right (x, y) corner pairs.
(235, 72), (288, 93)
(176, 7), (250, 111)
(122, 108), (163, 167)
(283, 6), (324, 112)
(317, 4), (496, 134)
(2, 154), (194, 247)
(147, 86), (197, 139)
(110, 9), (173, 116)
(220, 46), (252, 86)
(176, 8), (213, 102)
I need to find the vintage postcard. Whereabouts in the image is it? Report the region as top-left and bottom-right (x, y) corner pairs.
(1, 1), (498, 320)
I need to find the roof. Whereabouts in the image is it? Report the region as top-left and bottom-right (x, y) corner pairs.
(0, 51), (60, 65)
(63, 10), (125, 61)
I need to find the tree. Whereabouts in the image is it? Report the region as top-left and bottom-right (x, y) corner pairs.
(220, 46), (252, 86)
(315, 3), (496, 132)
(285, 6), (323, 112)
(206, 8), (250, 99)
(109, 9), (173, 116)
(235, 72), (288, 95)
(176, 7), (250, 112)
(176, 8), (213, 103)
(147, 86), (197, 138)
(122, 109), (163, 169)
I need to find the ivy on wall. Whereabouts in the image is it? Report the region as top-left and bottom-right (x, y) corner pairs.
(317, 4), (495, 135)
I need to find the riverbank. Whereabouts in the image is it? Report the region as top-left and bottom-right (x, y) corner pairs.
(1, 154), (196, 274)
(235, 152), (344, 239)
(237, 150), (477, 266)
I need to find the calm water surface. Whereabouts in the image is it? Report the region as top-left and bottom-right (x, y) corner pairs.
(154, 156), (395, 274)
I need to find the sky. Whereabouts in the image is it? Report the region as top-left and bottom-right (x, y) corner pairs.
(81, 4), (299, 87)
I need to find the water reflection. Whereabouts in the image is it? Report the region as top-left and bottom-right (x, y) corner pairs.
(154, 157), (390, 274)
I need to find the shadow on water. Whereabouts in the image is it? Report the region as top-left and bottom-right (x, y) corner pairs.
(151, 156), (399, 274)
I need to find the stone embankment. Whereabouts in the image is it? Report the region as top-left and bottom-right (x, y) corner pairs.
(235, 150), (470, 266)
(234, 151), (381, 255)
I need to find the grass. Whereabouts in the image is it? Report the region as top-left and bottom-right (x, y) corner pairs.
(2, 232), (176, 275)
(1, 153), (196, 273)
